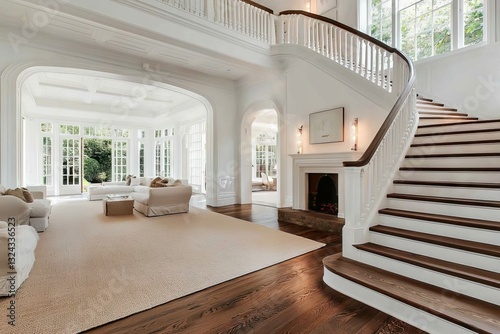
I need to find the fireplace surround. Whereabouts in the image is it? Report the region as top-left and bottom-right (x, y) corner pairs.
(289, 152), (362, 218)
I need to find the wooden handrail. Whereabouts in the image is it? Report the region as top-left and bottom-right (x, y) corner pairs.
(241, 0), (274, 13)
(278, 10), (415, 168)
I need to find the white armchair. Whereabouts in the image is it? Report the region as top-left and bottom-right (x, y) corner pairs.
(260, 172), (274, 190)
(0, 221), (39, 296)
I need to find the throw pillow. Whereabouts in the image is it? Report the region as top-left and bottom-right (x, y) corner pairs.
(125, 174), (133, 186)
(5, 188), (26, 202)
(21, 187), (34, 203)
(0, 184), (5, 195)
(130, 177), (140, 186)
(173, 179), (182, 186)
(161, 177), (170, 184)
(149, 177), (162, 187)
(153, 182), (169, 187)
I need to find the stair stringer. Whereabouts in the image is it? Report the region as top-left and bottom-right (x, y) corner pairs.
(323, 270), (476, 334)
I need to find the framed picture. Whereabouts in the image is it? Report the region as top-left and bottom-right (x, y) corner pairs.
(309, 107), (344, 144)
(316, 0), (337, 14)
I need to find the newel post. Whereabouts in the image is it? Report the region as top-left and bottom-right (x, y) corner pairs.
(342, 166), (366, 260)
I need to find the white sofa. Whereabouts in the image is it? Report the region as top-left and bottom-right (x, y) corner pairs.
(0, 221), (39, 296)
(87, 177), (192, 217)
(131, 184), (192, 217)
(87, 178), (189, 201)
(0, 185), (51, 232)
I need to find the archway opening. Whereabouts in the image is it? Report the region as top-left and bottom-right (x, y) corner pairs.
(19, 69), (209, 197)
(250, 109), (278, 207)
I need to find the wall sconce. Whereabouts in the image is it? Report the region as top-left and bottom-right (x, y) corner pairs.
(305, 0), (311, 12)
(297, 125), (303, 154)
(351, 118), (358, 151)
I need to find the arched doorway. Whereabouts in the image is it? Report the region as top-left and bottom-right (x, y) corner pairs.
(1, 63), (214, 202)
(240, 100), (283, 207)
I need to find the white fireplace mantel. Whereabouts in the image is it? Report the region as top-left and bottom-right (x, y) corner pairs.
(289, 152), (362, 218)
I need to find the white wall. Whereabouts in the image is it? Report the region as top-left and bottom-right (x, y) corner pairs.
(238, 57), (387, 207)
(415, 42), (500, 119)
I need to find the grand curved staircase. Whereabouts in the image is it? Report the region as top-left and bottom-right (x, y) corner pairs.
(324, 96), (500, 334)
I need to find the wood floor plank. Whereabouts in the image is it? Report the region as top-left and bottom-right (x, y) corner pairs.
(84, 204), (426, 334)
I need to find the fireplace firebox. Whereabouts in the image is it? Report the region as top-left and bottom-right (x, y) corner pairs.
(308, 173), (338, 216)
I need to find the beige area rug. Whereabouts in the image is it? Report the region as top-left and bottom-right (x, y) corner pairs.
(0, 199), (324, 333)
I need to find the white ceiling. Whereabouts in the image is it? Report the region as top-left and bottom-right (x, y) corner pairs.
(23, 72), (205, 124)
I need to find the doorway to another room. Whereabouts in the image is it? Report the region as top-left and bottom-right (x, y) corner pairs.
(251, 109), (278, 207)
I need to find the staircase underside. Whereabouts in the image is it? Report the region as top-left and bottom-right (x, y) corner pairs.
(324, 96), (500, 333)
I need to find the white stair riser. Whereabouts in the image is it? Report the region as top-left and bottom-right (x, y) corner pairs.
(379, 214), (499, 245)
(387, 198), (500, 221)
(354, 249), (500, 305)
(407, 143), (500, 154)
(417, 122), (500, 134)
(392, 184), (500, 201)
(413, 132), (500, 144)
(402, 157), (500, 168)
(323, 271), (476, 334)
(369, 232), (500, 273)
(418, 119), (475, 126)
(397, 170), (500, 183)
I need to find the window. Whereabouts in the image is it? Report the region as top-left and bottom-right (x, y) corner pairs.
(41, 123), (53, 186)
(62, 138), (80, 186)
(60, 124), (80, 135)
(370, 0), (393, 45)
(400, 0), (452, 60)
(253, 132), (277, 178)
(84, 126), (112, 137)
(369, 0), (485, 61)
(163, 140), (172, 177)
(113, 141), (127, 181)
(463, 0), (484, 46)
(138, 142), (145, 177)
(153, 128), (174, 177)
(42, 136), (52, 186)
(188, 121), (206, 192)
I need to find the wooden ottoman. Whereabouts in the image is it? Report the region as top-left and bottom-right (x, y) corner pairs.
(103, 196), (134, 216)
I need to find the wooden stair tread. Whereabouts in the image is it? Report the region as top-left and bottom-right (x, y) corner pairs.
(416, 96), (433, 102)
(405, 152), (500, 158)
(379, 207), (500, 231)
(370, 225), (500, 258)
(323, 255), (500, 333)
(400, 167), (500, 172)
(415, 127), (500, 137)
(417, 107), (459, 112)
(419, 116), (479, 120)
(418, 119), (500, 129)
(416, 101), (444, 107)
(387, 192), (500, 208)
(393, 180), (500, 189)
(418, 111), (468, 117)
(355, 243), (500, 288)
(412, 139), (500, 147)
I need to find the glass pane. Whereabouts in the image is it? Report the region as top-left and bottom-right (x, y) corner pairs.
(416, 13), (432, 59)
(464, 0), (484, 46)
(416, 0), (432, 16)
(434, 5), (451, 55)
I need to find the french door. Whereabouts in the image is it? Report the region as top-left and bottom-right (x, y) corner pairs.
(60, 138), (81, 195)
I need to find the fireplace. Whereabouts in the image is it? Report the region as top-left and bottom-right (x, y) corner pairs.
(289, 152), (362, 219)
(308, 173), (338, 216)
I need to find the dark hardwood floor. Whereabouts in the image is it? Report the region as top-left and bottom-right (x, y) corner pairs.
(85, 204), (426, 334)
